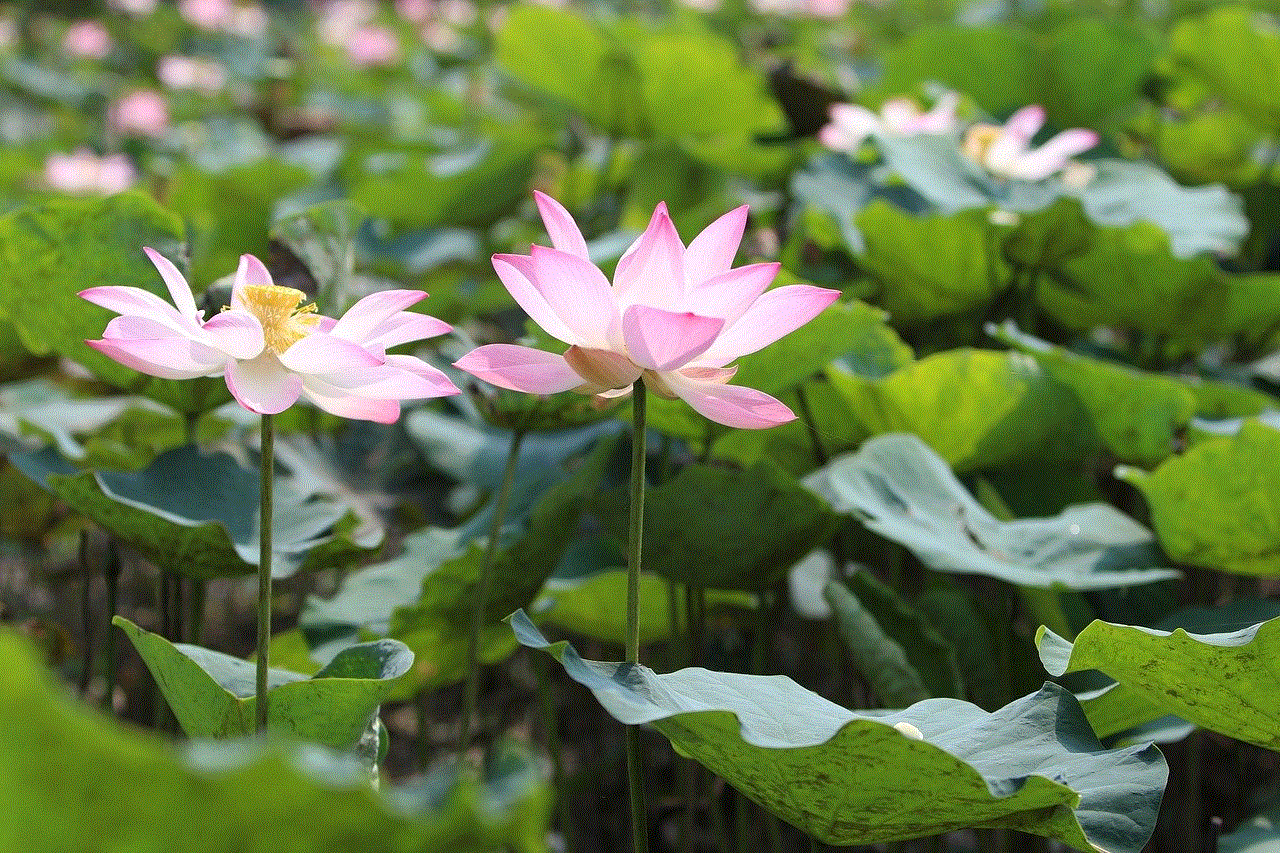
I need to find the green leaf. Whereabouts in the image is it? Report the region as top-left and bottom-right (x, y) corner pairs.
(845, 569), (965, 699)
(1118, 420), (1280, 576)
(167, 160), (312, 287)
(824, 580), (930, 707)
(1037, 612), (1280, 750)
(495, 5), (609, 123)
(991, 323), (1198, 467)
(0, 628), (551, 853)
(114, 617), (410, 750)
(0, 192), (186, 392)
(806, 433), (1178, 589)
(594, 461), (836, 591)
(343, 135), (541, 233)
(915, 586), (1005, 710)
(510, 612), (1166, 852)
(10, 444), (379, 580)
(532, 570), (754, 646)
(1165, 5), (1280, 133)
(1043, 18), (1158, 131)
(827, 348), (1094, 471)
(269, 198), (364, 311)
(854, 201), (1011, 324)
(880, 25), (1038, 117)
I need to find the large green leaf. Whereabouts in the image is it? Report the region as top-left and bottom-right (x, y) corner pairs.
(0, 192), (186, 392)
(10, 444), (379, 580)
(992, 323), (1197, 467)
(0, 628), (550, 853)
(510, 613), (1166, 852)
(115, 617), (411, 751)
(1043, 17), (1158, 131)
(827, 348), (1093, 471)
(1038, 614), (1280, 750)
(1117, 420), (1280, 576)
(1165, 5), (1280, 133)
(854, 201), (1011, 324)
(593, 461), (836, 591)
(824, 580), (930, 707)
(879, 25), (1039, 117)
(805, 434), (1177, 589)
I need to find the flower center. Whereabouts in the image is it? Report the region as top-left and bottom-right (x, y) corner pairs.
(961, 124), (1003, 166)
(241, 284), (319, 354)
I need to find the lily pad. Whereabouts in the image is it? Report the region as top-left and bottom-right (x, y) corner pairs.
(1037, 613), (1280, 750)
(510, 612), (1166, 852)
(0, 628), (551, 853)
(805, 434), (1178, 590)
(10, 444), (380, 580)
(1117, 419), (1280, 576)
(115, 617), (411, 751)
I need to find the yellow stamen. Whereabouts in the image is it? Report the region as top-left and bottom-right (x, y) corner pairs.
(962, 123), (1003, 164)
(239, 284), (320, 354)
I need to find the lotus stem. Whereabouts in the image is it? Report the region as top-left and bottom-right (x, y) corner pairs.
(256, 412), (274, 733)
(459, 427), (526, 757)
(626, 379), (649, 853)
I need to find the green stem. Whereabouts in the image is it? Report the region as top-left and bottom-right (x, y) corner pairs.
(78, 531), (93, 697)
(102, 538), (120, 713)
(459, 428), (526, 756)
(256, 413), (275, 734)
(793, 384), (828, 466)
(537, 654), (573, 851)
(626, 380), (649, 853)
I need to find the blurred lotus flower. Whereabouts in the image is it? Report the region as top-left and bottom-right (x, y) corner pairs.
(82, 251), (460, 421)
(109, 90), (169, 139)
(751, 0), (849, 17)
(819, 93), (959, 151)
(43, 150), (136, 195)
(346, 25), (400, 67)
(0, 17), (15, 51)
(179, 0), (232, 29)
(455, 194), (840, 429)
(962, 105), (1098, 182)
(63, 20), (112, 60)
(109, 0), (158, 14)
(396, 0), (432, 22)
(157, 55), (228, 95)
(437, 0), (477, 26)
(318, 0), (376, 45)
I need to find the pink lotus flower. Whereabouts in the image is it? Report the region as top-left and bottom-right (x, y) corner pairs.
(962, 105), (1098, 182)
(346, 25), (400, 67)
(64, 20), (112, 60)
(157, 55), (228, 94)
(455, 195), (840, 429)
(82, 251), (460, 422)
(819, 93), (959, 151)
(109, 90), (170, 138)
(43, 150), (136, 195)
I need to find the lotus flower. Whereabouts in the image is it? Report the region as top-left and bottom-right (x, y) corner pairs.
(455, 194), (840, 429)
(82, 250), (460, 421)
(819, 93), (959, 151)
(962, 105), (1098, 182)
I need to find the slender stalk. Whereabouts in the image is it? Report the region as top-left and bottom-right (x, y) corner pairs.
(793, 385), (828, 467)
(102, 538), (120, 712)
(78, 531), (94, 697)
(459, 428), (526, 756)
(256, 413), (275, 733)
(537, 653), (573, 852)
(625, 380), (650, 853)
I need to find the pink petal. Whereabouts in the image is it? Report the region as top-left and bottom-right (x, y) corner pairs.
(321, 355), (459, 399)
(698, 285), (840, 366)
(302, 383), (403, 423)
(231, 254), (273, 311)
(613, 203), (686, 311)
(1013, 129), (1099, 181)
(143, 247), (197, 318)
(685, 262), (779, 326)
(384, 353), (461, 395)
(564, 345), (643, 391)
(202, 310), (264, 360)
(1004, 105), (1045, 140)
(329, 290), (426, 343)
(533, 191), (590, 259)
(493, 254), (576, 344)
(361, 313), (453, 350)
(919, 92), (959, 133)
(224, 353), (303, 414)
(277, 333), (383, 376)
(684, 205), (748, 286)
(80, 286), (192, 334)
(622, 305), (724, 372)
(454, 344), (584, 394)
(529, 246), (620, 348)
(659, 372), (795, 429)
(86, 336), (225, 380)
